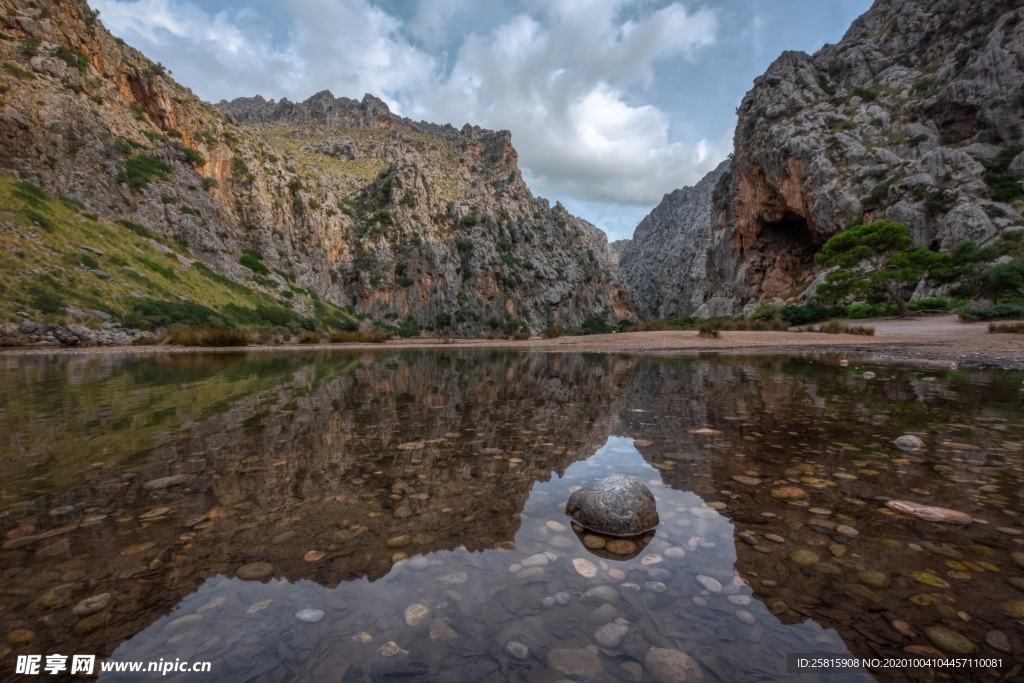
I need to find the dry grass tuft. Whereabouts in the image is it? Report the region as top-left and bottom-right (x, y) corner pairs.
(327, 330), (392, 344)
(988, 321), (1024, 334)
(812, 320), (875, 335)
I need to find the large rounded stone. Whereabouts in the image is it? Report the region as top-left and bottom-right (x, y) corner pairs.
(644, 647), (704, 682)
(565, 474), (659, 537)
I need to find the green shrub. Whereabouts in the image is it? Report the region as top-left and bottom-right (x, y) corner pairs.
(983, 145), (1024, 202)
(117, 219), (154, 239)
(239, 249), (270, 275)
(55, 47), (89, 72)
(397, 318), (421, 338)
(981, 259), (1024, 299)
(844, 302), (894, 319)
(118, 155), (170, 190)
(13, 180), (49, 206)
(779, 303), (846, 325)
(959, 302), (1024, 321)
(2, 62), (35, 80)
(21, 208), (54, 232)
(125, 299), (223, 329)
(29, 285), (63, 314)
(580, 315), (612, 335)
(905, 298), (965, 312)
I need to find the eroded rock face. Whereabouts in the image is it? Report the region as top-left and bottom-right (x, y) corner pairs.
(628, 0), (1024, 316)
(618, 161), (730, 318)
(565, 474), (659, 537)
(716, 0), (1024, 313)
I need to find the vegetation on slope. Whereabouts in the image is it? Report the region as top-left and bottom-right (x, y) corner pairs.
(0, 176), (361, 338)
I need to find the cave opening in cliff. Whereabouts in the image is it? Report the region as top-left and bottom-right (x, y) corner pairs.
(756, 211), (822, 264)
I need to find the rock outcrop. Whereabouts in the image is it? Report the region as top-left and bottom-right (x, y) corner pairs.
(0, 0), (636, 334)
(628, 0), (1024, 316)
(618, 160), (729, 317)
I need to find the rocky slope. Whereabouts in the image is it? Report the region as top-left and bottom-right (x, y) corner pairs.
(0, 0), (635, 337)
(628, 0), (1024, 317)
(618, 160), (729, 318)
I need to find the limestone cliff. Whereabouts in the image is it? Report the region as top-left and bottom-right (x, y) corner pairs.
(715, 0), (1024, 313)
(0, 0), (635, 335)
(618, 160), (729, 317)
(628, 0), (1024, 316)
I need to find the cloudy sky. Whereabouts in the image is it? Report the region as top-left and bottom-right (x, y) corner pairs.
(90, 0), (872, 241)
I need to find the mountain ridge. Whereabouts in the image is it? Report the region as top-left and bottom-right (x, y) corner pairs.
(0, 0), (636, 342)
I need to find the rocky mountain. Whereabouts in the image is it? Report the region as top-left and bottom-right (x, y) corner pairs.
(0, 0), (635, 338)
(618, 160), (729, 318)
(627, 0), (1024, 317)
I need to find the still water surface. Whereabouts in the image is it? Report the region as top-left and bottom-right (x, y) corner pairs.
(1, 351), (1023, 682)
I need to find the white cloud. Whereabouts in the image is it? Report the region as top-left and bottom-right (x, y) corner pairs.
(423, 2), (725, 206)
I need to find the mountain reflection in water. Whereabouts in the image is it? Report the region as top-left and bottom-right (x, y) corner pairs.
(1, 350), (1022, 682)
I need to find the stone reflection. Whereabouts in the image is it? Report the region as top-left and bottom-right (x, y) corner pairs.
(0, 352), (1022, 682)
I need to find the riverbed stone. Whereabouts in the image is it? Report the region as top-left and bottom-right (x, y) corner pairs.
(644, 647), (704, 682)
(595, 622), (629, 648)
(770, 486), (807, 500)
(73, 593), (112, 616)
(295, 609), (324, 623)
(606, 538), (638, 555)
(894, 435), (924, 451)
(236, 562), (273, 580)
(925, 626), (977, 655)
(164, 614), (203, 633)
(695, 575), (722, 593)
(430, 620), (457, 641)
(985, 631), (1012, 653)
(580, 585), (620, 606)
(857, 571), (891, 590)
(404, 603), (429, 627)
(505, 640), (529, 660)
(789, 549), (820, 566)
(588, 603), (618, 625)
(546, 648), (602, 679)
(1001, 601), (1024, 618)
(7, 629), (35, 644)
(573, 558), (598, 578)
(565, 474), (659, 537)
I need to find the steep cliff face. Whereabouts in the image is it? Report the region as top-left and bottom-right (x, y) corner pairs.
(0, 0), (635, 334)
(712, 0), (1024, 313)
(618, 160), (729, 317)
(627, 0), (1024, 317)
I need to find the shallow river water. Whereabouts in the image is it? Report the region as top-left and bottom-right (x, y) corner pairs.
(1, 350), (1023, 682)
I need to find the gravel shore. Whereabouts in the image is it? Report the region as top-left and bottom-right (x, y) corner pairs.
(2, 315), (1022, 369)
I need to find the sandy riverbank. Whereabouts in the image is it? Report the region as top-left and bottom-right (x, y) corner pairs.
(1, 314), (1023, 369)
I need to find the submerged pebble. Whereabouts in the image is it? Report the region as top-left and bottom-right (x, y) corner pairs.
(295, 609), (324, 623)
